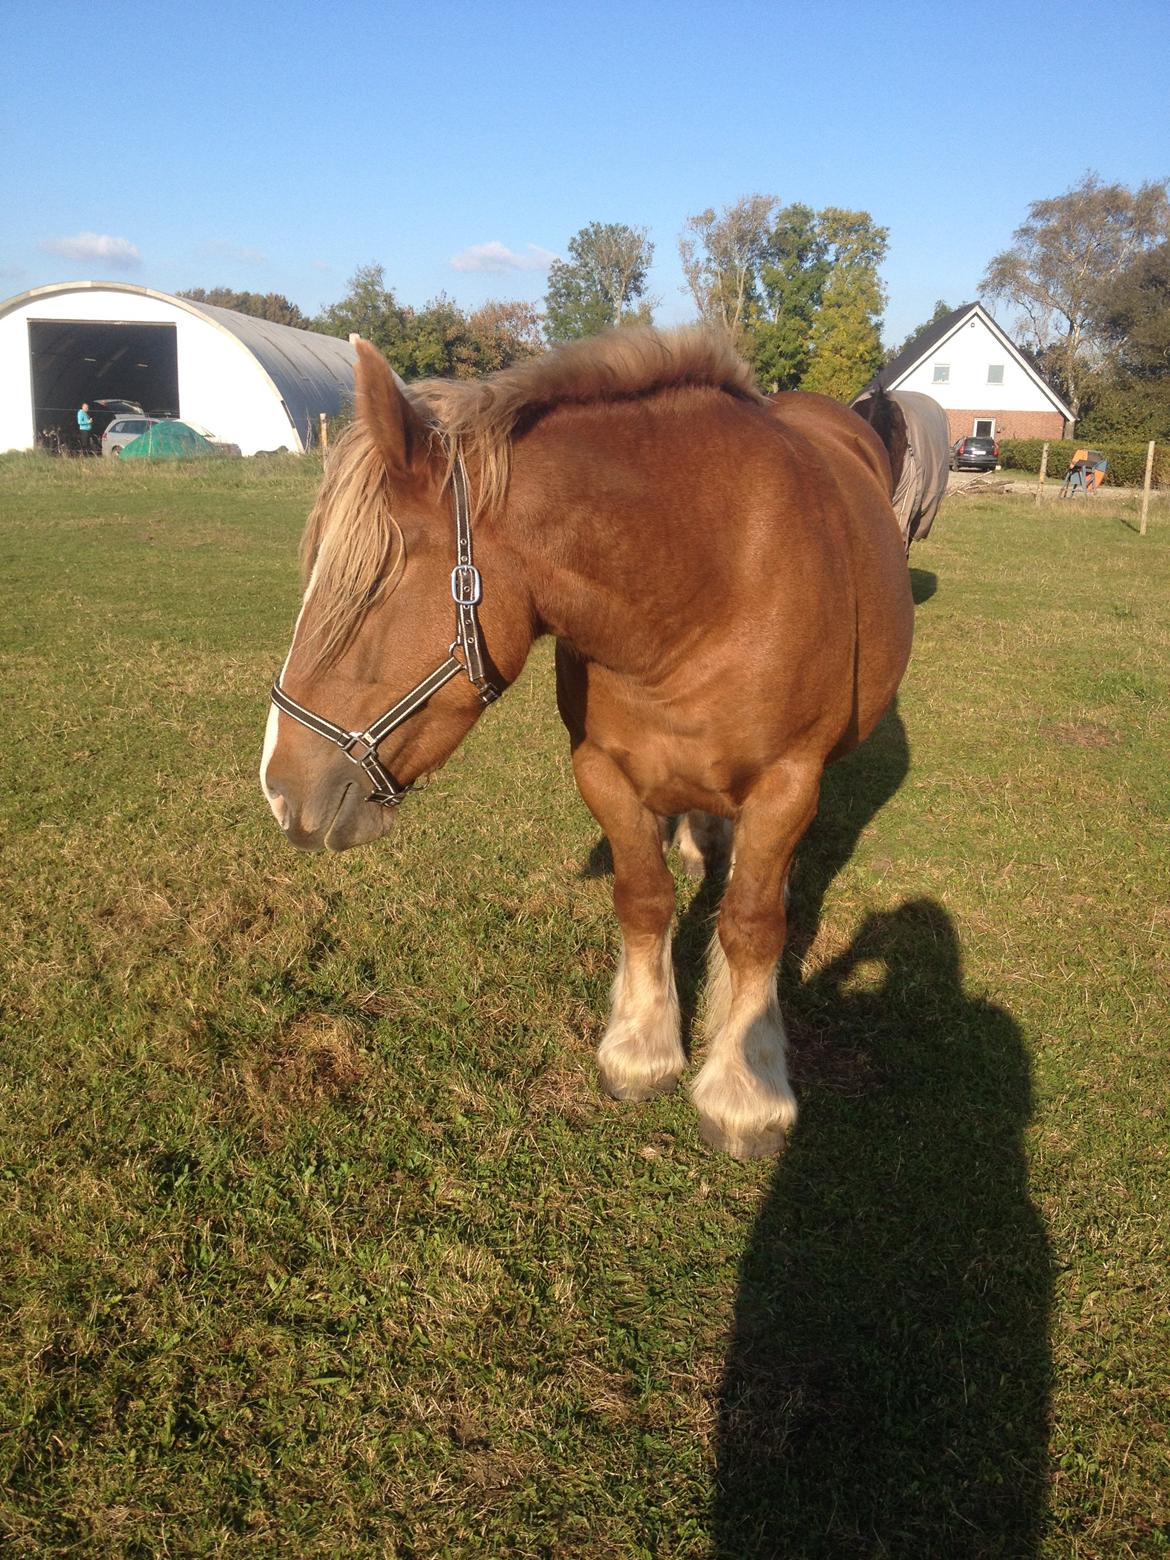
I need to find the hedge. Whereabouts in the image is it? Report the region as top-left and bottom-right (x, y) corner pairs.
(998, 438), (1169, 488)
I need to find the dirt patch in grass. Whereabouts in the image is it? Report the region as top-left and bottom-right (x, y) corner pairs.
(1049, 721), (1118, 748)
(238, 1013), (369, 1139)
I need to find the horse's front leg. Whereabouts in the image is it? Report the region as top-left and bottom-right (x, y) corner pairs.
(692, 759), (821, 1158)
(572, 741), (684, 1102)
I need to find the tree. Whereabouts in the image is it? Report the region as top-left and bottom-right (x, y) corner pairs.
(749, 203), (829, 390)
(314, 270), (544, 382)
(1098, 239), (1170, 380)
(979, 173), (1170, 418)
(1077, 240), (1170, 441)
(313, 263), (407, 358)
(178, 287), (308, 328)
(679, 195), (778, 340)
(466, 300), (543, 374)
(544, 222), (655, 342)
(394, 294), (474, 380)
(800, 209), (888, 401)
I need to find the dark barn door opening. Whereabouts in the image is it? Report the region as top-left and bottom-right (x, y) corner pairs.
(29, 320), (180, 451)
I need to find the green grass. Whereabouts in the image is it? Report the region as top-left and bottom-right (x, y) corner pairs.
(1, 453), (1168, 1556)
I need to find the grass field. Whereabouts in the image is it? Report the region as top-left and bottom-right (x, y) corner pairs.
(1, 454), (1168, 1557)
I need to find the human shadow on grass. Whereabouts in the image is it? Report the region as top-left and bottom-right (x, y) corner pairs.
(784, 698), (912, 972)
(712, 898), (1052, 1558)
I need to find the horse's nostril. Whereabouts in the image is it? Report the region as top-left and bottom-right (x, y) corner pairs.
(268, 790), (291, 830)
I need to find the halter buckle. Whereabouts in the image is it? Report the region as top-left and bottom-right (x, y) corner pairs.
(450, 563), (482, 606)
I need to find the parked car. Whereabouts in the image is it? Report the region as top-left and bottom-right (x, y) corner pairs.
(950, 435), (1000, 472)
(102, 416), (161, 456)
(90, 399), (145, 440)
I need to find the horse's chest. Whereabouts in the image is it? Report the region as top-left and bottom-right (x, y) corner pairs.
(588, 682), (734, 814)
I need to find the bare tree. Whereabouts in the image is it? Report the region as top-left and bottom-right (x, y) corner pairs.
(679, 195), (778, 339)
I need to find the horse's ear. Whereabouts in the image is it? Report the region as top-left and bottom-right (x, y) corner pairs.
(353, 338), (431, 480)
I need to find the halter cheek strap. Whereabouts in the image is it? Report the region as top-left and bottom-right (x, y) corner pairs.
(270, 446), (500, 807)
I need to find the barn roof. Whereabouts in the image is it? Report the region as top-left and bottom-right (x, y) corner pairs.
(183, 297), (357, 440)
(0, 280), (357, 442)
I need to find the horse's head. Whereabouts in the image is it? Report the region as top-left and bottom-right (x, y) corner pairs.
(850, 389), (908, 495)
(260, 342), (527, 851)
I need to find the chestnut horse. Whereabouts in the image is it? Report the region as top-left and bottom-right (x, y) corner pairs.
(261, 328), (913, 1158)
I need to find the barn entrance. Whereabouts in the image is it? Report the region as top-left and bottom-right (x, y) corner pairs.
(28, 320), (179, 451)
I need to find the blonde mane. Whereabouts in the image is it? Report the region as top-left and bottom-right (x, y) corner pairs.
(299, 326), (764, 672)
(413, 323), (766, 517)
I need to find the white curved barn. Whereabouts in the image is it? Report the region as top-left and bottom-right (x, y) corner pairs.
(0, 281), (358, 455)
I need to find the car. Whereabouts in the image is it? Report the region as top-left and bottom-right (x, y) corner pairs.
(102, 416), (161, 456)
(950, 435), (999, 472)
(89, 399), (145, 440)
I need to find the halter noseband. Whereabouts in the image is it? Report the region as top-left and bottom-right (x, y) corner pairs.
(270, 447), (500, 807)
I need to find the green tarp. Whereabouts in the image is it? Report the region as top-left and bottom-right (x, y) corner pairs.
(120, 421), (216, 460)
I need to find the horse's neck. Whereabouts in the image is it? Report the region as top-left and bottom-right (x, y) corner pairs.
(495, 429), (666, 662)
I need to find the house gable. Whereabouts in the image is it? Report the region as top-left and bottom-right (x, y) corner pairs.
(871, 303), (1073, 428)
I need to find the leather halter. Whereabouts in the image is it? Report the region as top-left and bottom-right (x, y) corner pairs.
(270, 447), (500, 806)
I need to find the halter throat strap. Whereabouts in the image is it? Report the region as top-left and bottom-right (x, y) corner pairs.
(270, 445), (500, 806)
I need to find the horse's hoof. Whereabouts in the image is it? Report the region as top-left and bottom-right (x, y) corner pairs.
(598, 1063), (683, 1104)
(696, 1113), (789, 1159)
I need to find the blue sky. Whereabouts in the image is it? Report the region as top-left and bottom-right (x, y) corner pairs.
(2, 0), (1167, 347)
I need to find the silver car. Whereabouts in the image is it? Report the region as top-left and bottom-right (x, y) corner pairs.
(102, 416), (160, 456)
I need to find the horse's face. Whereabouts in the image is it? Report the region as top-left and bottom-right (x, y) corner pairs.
(260, 345), (489, 851)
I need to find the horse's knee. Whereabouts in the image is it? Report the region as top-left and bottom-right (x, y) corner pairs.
(613, 870), (675, 937)
(718, 904), (786, 974)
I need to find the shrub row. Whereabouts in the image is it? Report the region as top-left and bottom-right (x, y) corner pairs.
(998, 438), (1168, 488)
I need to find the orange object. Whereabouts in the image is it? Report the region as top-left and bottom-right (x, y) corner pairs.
(1068, 449), (1107, 489)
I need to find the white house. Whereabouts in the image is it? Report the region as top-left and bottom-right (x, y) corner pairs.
(867, 302), (1073, 441)
(0, 280), (358, 455)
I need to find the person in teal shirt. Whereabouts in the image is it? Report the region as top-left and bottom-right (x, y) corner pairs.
(77, 402), (93, 452)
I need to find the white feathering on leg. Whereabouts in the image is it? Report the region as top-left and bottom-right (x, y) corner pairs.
(597, 932), (685, 1102)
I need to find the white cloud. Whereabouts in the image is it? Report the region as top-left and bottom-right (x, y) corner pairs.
(41, 232), (141, 269)
(450, 241), (559, 275)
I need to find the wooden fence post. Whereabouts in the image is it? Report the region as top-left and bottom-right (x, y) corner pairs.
(1139, 441), (1155, 536)
(1035, 442), (1049, 505)
(319, 412), (328, 455)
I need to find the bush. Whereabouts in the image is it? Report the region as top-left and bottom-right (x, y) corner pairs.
(999, 438), (1169, 488)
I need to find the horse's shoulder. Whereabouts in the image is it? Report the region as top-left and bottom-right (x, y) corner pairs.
(766, 391), (891, 489)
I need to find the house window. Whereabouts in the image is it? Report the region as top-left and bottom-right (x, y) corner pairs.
(974, 418), (995, 438)
(987, 364), (1005, 384)
(932, 364), (950, 384)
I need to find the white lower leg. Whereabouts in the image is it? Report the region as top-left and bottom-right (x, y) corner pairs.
(597, 931), (684, 1102)
(691, 955), (797, 1159)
